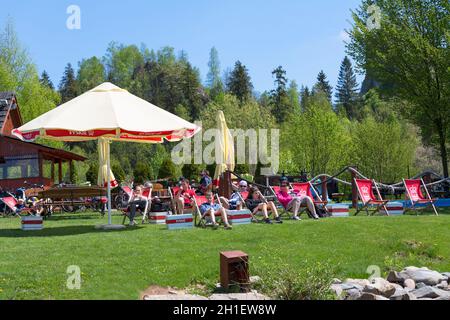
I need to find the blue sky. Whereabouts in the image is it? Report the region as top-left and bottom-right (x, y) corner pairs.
(0, 0), (363, 93)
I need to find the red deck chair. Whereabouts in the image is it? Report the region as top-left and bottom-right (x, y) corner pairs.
(169, 186), (198, 215)
(237, 189), (279, 222)
(403, 179), (438, 216)
(354, 179), (389, 216)
(121, 187), (152, 224)
(269, 186), (293, 218)
(0, 196), (32, 216)
(291, 182), (328, 215)
(192, 194), (226, 227)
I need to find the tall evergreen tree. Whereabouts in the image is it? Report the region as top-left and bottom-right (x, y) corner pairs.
(182, 62), (204, 120)
(58, 63), (78, 103)
(300, 85), (311, 111)
(40, 70), (54, 90)
(206, 47), (223, 97)
(270, 66), (291, 123)
(335, 56), (359, 119)
(226, 61), (253, 103)
(313, 70), (333, 103)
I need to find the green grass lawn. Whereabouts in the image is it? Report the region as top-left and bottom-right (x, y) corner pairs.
(0, 208), (449, 300)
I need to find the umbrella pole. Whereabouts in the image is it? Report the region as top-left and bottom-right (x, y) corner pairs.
(107, 139), (112, 225)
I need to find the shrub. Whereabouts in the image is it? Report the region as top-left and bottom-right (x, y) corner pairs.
(134, 161), (153, 184)
(182, 164), (203, 181)
(253, 259), (336, 300)
(85, 162), (98, 185)
(158, 159), (177, 179)
(112, 163), (126, 184)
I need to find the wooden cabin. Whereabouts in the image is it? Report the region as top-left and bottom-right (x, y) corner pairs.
(0, 92), (86, 191)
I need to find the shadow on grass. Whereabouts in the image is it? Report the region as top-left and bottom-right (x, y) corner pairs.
(45, 214), (104, 221)
(0, 225), (140, 238)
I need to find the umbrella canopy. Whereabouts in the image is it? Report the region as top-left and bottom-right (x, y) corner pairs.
(13, 82), (200, 227)
(12, 82), (199, 143)
(214, 110), (235, 181)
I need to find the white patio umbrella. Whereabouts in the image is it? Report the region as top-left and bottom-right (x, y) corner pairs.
(13, 82), (200, 229)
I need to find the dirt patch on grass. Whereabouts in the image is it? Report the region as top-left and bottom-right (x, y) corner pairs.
(139, 285), (185, 299)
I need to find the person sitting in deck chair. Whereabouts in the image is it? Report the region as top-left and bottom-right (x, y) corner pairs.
(15, 198), (26, 215)
(175, 179), (196, 215)
(199, 192), (232, 230)
(198, 170), (212, 195)
(28, 197), (44, 216)
(127, 185), (149, 226)
(276, 182), (319, 220)
(246, 186), (282, 224)
(219, 180), (247, 210)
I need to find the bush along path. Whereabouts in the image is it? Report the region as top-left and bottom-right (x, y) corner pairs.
(331, 266), (450, 300)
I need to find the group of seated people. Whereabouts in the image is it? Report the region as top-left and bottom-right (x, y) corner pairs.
(124, 174), (323, 228)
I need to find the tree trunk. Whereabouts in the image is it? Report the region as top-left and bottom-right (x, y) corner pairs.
(437, 127), (449, 179)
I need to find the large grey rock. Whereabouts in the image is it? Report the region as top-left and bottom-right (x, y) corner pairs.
(358, 293), (389, 300)
(390, 288), (417, 300)
(398, 267), (446, 286)
(209, 293), (270, 300)
(363, 278), (396, 298)
(330, 284), (344, 298)
(411, 286), (450, 299)
(390, 288), (408, 300)
(403, 279), (416, 290)
(249, 276), (261, 284)
(345, 288), (363, 300)
(442, 272), (450, 281)
(387, 271), (403, 283)
(416, 282), (427, 289)
(434, 295), (450, 301)
(340, 282), (364, 291)
(345, 278), (371, 287)
(436, 281), (448, 290)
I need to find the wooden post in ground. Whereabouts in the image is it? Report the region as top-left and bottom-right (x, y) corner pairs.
(58, 160), (62, 183)
(219, 170), (232, 199)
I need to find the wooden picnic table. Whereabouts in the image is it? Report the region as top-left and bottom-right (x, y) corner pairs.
(38, 186), (107, 213)
(38, 186), (107, 199)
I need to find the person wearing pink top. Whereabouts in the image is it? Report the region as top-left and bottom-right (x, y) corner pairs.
(276, 183), (319, 220)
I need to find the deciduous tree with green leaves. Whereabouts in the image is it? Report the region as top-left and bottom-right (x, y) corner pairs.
(77, 56), (105, 93)
(347, 0), (450, 177)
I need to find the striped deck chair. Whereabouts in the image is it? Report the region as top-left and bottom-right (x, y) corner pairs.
(169, 186), (196, 215)
(291, 182), (329, 216)
(238, 190), (276, 222)
(354, 179), (389, 216)
(0, 195), (32, 216)
(269, 185), (292, 218)
(192, 194), (225, 227)
(403, 179), (438, 216)
(121, 187), (152, 224)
